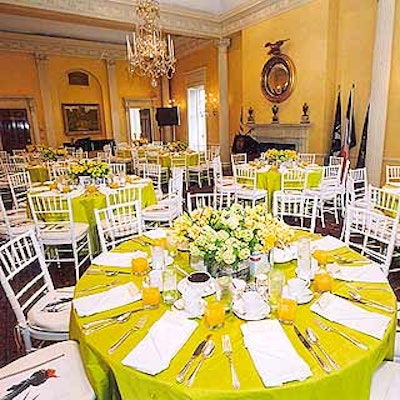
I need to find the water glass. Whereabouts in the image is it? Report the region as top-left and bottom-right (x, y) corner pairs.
(297, 238), (311, 279)
(162, 266), (178, 304)
(151, 246), (165, 270)
(255, 273), (269, 300)
(216, 276), (232, 312)
(268, 268), (286, 312)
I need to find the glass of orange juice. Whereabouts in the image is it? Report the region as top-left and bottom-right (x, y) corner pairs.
(277, 298), (297, 324)
(313, 250), (328, 267)
(204, 301), (225, 330)
(142, 276), (161, 309)
(131, 256), (150, 276)
(314, 270), (333, 292)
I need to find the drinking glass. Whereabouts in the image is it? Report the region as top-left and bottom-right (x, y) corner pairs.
(162, 265), (178, 304)
(277, 298), (297, 324)
(142, 276), (161, 309)
(216, 276), (232, 312)
(151, 246), (165, 270)
(314, 270), (333, 292)
(268, 268), (285, 312)
(204, 301), (225, 330)
(255, 273), (269, 300)
(297, 237), (311, 279)
(131, 256), (150, 277)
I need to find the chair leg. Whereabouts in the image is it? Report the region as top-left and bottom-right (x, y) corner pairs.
(320, 201), (326, 228)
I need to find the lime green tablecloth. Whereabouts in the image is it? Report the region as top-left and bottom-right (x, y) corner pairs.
(256, 167), (323, 209)
(70, 240), (397, 400)
(155, 153), (199, 168)
(28, 166), (50, 183)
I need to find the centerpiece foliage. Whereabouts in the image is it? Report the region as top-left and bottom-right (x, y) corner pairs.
(69, 159), (111, 179)
(173, 203), (294, 273)
(265, 149), (297, 164)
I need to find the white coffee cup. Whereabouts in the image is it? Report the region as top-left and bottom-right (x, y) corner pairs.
(182, 287), (204, 317)
(187, 271), (212, 293)
(288, 278), (310, 297)
(242, 291), (265, 318)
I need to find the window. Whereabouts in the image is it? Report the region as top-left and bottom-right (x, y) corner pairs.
(187, 85), (207, 150)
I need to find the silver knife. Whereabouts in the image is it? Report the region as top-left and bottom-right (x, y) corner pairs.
(176, 335), (211, 383)
(108, 317), (147, 354)
(294, 326), (331, 374)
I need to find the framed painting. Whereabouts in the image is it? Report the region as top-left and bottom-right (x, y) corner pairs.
(62, 103), (101, 135)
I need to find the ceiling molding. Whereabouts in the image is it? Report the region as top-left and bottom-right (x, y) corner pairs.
(0, 31), (126, 59)
(0, 0), (314, 38)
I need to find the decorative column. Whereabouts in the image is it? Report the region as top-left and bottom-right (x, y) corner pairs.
(366, 0), (395, 185)
(35, 53), (57, 146)
(216, 38), (231, 165)
(160, 76), (173, 142)
(27, 98), (41, 145)
(106, 59), (122, 143)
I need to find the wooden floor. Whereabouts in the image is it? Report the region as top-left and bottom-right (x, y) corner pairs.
(0, 213), (399, 368)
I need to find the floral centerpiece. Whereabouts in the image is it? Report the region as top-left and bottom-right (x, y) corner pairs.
(173, 203), (294, 276)
(265, 149), (297, 164)
(69, 159), (111, 180)
(30, 146), (67, 161)
(167, 141), (188, 153)
(132, 137), (149, 147)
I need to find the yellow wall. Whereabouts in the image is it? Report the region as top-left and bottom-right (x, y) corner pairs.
(170, 42), (219, 144)
(0, 51), (160, 146)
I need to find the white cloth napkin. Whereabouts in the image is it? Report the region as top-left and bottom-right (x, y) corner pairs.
(330, 263), (388, 283)
(241, 320), (312, 387)
(92, 251), (148, 268)
(73, 282), (141, 317)
(122, 310), (197, 375)
(310, 292), (391, 340)
(311, 235), (346, 252)
(144, 228), (167, 240)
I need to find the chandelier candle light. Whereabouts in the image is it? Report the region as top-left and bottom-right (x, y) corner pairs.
(126, 0), (176, 88)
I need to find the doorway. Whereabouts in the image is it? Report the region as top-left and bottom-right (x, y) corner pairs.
(124, 98), (155, 144)
(187, 85), (207, 150)
(0, 109), (32, 152)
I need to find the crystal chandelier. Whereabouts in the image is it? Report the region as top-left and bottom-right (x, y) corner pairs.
(126, 0), (176, 88)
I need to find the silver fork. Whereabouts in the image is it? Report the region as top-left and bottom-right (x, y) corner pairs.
(108, 316), (147, 354)
(315, 318), (368, 350)
(76, 280), (120, 294)
(222, 335), (240, 390)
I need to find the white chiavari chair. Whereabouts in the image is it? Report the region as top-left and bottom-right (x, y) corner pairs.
(212, 158), (236, 207)
(109, 162), (127, 176)
(368, 185), (400, 218)
(347, 167), (368, 207)
(0, 196), (35, 239)
(231, 153), (247, 166)
(370, 361), (400, 400)
(233, 165), (268, 207)
(297, 153), (316, 164)
(95, 200), (142, 253)
(186, 152), (210, 188)
(280, 169), (307, 193)
(72, 148), (88, 160)
(28, 192), (92, 283)
(0, 150), (10, 163)
(8, 171), (32, 210)
(12, 149), (27, 156)
(386, 165), (400, 187)
(152, 141), (163, 146)
(143, 163), (165, 200)
(0, 340), (95, 399)
(344, 205), (398, 275)
(187, 192), (229, 212)
(105, 184), (144, 208)
(170, 154), (188, 188)
(0, 230), (72, 352)
(273, 192), (318, 233)
(329, 155), (344, 166)
(50, 161), (70, 181)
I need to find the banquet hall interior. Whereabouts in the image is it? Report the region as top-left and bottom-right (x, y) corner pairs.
(0, 0), (400, 399)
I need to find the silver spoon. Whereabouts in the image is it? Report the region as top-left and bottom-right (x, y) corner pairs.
(84, 311), (134, 335)
(186, 340), (215, 387)
(348, 291), (395, 313)
(306, 327), (340, 370)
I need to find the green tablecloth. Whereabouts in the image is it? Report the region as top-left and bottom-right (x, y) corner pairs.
(28, 166), (50, 183)
(70, 239), (396, 400)
(256, 167), (323, 209)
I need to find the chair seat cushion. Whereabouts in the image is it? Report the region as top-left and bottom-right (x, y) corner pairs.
(142, 207), (181, 220)
(27, 288), (74, 333)
(236, 188), (267, 199)
(0, 340), (95, 400)
(0, 221), (36, 237)
(40, 222), (89, 244)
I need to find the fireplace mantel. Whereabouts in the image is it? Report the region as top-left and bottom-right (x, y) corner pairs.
(247, 123), (313, 153)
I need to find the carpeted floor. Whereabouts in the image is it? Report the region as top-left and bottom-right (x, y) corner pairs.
(0, 213), (399, 368)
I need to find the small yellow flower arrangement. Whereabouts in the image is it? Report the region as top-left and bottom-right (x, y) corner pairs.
(265, 149), (297, 164)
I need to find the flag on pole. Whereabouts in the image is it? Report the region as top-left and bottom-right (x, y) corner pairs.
(356, 103), (370, 168)
(341, 85), (357, 161)
(238, 107), (245, 134)
(329, 89), (342, 156)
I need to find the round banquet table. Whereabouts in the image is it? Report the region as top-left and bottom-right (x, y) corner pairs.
(70, 237), (397, 400)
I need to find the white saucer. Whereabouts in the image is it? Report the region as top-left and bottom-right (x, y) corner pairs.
(232, 301), (270, 321)
(177, 277), (216, 297)
(274, 246), (296, 264)
(295, 290), (314, 304)
(172, 299), (206, 318)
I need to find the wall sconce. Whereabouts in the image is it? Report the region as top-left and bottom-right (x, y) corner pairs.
(205, 92), (218, 117)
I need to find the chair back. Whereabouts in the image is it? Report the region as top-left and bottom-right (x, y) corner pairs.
(0, 230), (55, 330)
(187, 192), (218, 213)
(106, 184), (144, 207)
(322, 164), (342, 185)
(272, 192), (318, 232)
(170, 154), (186, 169)
(231, 153), (247, 166)
(297, 153), (316, 164)
(95, 200), (142, 253)
(386, 165), (400, 186)
(234, 165), (257, 189)
(344, 205), (398, 275)
(143, 164), (162, 192)
(8, 171), (32, 209)
(50, 162), (69, 181)
(109, 163), (126, 176)
(329, 156), (344, 166)
(281, 169), (306, 192)
(170, 168), (184, 198)
(347, 168), (368, 202)
(368, 185), (400, 218)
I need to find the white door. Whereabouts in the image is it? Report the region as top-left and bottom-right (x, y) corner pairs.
(187, 85), (207, 150)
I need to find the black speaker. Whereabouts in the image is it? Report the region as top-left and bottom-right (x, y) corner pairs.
(156, 107), (180, 126)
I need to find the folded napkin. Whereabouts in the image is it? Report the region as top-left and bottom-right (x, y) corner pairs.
(310, 292), (391, 340)
(330, 263), (388, 283)
(241, 320), (312, 387)
(144, 228), (167, 240)
(311, 235), (346, 252)
(73, 282), (141, 317)
(92, 251), (148, 268)
(122, 310), (198, 375)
